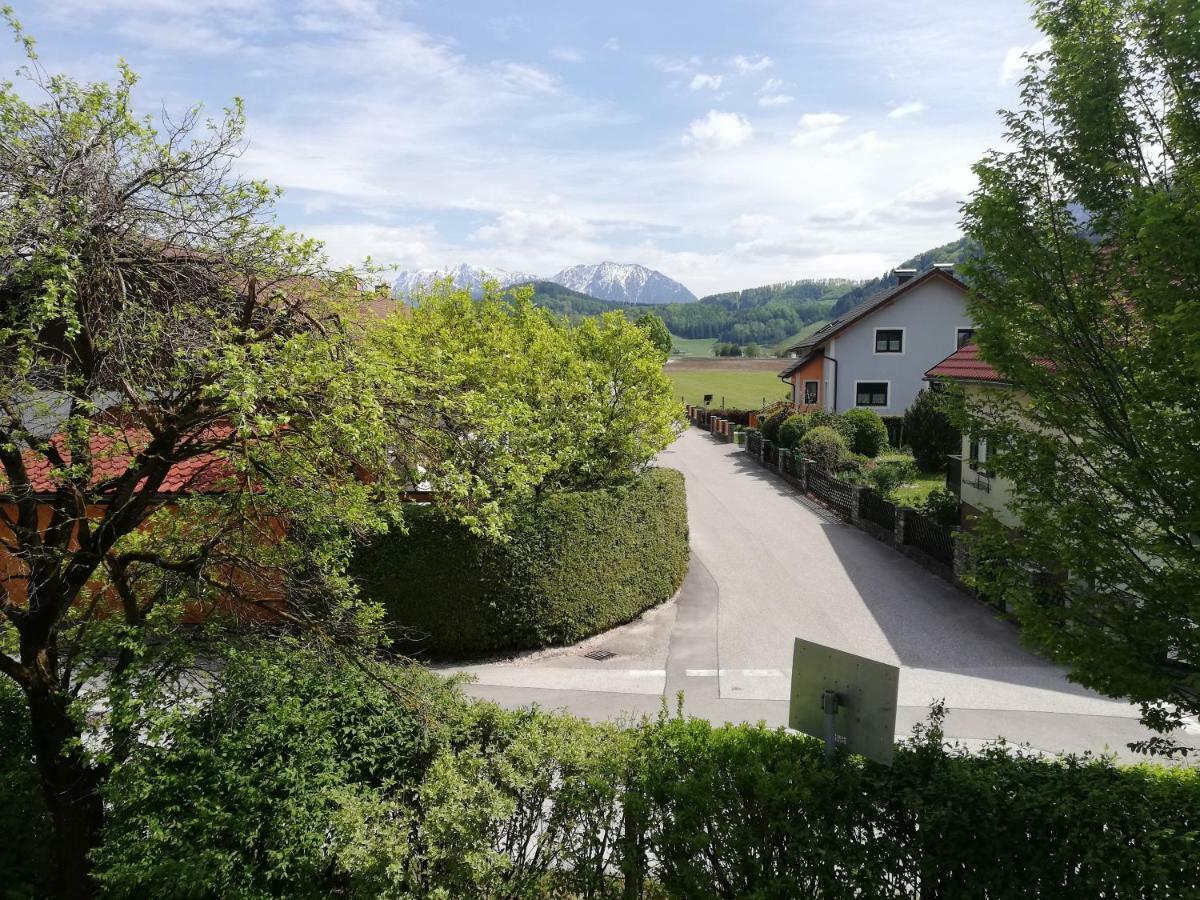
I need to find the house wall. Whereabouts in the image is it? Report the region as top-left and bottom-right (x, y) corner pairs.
(955, 382), (1021, 528)
(786, 354), (824, 406)
(828, 277), (972, 415)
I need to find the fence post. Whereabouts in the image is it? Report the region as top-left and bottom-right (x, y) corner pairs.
(952, 531), (971, 587)
(849, 485), (868, 527)
(799, 457), (811, 493)
(895, 506), (914, 546)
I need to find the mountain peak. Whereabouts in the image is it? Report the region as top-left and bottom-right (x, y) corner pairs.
(549, 262), (696, 305)
(391, 263), (538, 299)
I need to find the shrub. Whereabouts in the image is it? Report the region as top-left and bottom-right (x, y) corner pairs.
(0, 678), (52, 898)
(760, 408), (790, 443)
(797, 426), (848, 471)
(352, 469), (689, 655)
(777, 413), (810, 449)
(866, 459), (918, 500)
(881, 414), (905, 448)
(839, 408), (889, 457)
(903, 388), (959, 472)
(920, 487), (961, 528)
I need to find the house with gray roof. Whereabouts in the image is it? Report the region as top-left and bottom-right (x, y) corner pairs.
(778, 265), (973, 415)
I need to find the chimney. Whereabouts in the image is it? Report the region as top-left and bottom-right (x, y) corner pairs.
(893, 267), (917, 284)
(932, 262), (955, 273)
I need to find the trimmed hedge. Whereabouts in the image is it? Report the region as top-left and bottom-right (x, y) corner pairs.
(353, 468), (689, 655)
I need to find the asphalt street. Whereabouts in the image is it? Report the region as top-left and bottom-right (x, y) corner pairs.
(442, 427), (1199, 761)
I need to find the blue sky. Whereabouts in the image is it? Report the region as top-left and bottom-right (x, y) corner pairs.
(6, 1), (1046, 295)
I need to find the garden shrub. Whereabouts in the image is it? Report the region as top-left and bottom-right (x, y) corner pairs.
(920, 487), (961, 527)
(797, 426), (848, 471)
(759, 409), (790, 443)
(866, 458), (918, 501)
(839, 408), (889, 457)
(352, 468), (689, 655)
(777, 413), (810, 449)
(74, 656), (1200, 899)
(903, 388), (959, 472)
(881, 414), (905, 448)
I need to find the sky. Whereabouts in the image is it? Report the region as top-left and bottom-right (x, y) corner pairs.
(5, 1), (1047, 296)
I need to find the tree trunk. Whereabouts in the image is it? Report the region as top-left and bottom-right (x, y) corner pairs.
(27, 687), (105, 900)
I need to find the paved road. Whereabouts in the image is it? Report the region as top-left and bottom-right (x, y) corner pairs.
(444, 428), (1198, 760)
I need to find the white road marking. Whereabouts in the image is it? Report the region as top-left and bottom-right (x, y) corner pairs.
(686, 668), (787, 678)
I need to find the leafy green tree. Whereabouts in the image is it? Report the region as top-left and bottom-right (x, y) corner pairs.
(375, 289), (683, 501)
(958, 0), (1200, 749)
(635, 312), (673, 357)
(0, 24), (555, 892)
(903, 389), (958, 473)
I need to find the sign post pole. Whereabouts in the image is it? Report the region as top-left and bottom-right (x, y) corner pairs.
(821, 689), (840, 765)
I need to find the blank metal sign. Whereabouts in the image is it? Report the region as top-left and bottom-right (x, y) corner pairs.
(788, 637), (900, 765)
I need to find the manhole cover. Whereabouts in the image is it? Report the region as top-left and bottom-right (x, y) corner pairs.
(583, 649), (616, 661)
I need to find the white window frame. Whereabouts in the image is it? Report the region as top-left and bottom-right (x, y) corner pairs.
(854, 380), (890, 408)
(955, 327), (975, 349)
(803, 380), (819, 405)
(873, 327), (906, 355)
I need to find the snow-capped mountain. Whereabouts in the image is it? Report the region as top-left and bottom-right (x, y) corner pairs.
(548, 262), (697, 305)
(391, 264), (538, 299)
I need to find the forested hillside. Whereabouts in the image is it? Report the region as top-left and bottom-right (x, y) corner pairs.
(508, 281), (628, 320)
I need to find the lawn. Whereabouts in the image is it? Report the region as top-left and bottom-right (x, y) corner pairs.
(669, 334), (718, 357)
(878, 450), (945, 506)
(666, 359), (790, 410)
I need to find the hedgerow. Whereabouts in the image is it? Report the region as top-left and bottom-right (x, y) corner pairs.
(59, 650), (1200, 899)
(352, 468), (689, 655)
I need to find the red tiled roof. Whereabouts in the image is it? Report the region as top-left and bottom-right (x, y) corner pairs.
(924, 343), (1008, 384)
(3, 427), (238, 497)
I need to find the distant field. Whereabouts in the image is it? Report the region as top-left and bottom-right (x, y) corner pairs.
(773, 319), (829, 355)
(669, 334), (718, 357)
(666, 358), (789, 410)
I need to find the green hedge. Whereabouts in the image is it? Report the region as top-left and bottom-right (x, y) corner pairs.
(352, 468), (689, 655)
(73, 648), (1200, 899)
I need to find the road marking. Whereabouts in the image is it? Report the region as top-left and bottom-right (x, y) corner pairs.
(686, 668), (787, 678)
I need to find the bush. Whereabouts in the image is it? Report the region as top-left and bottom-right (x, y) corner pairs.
(797, 426), (848, 471)
(920, 487), (961, 528)
(866, 459), (918, 500)
(0, 678), (52, 898)
(352, 468), (689, 655)
(89, 660), (1200, 899)
(777, 413), (810, 449)
(903, 388), (959, 472)
(760, 408), (790, 443)
(839, 408), (889, 457)
(881, 414), (905, 448)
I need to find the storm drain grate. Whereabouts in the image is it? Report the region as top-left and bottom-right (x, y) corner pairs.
(583, 649), (617, 662)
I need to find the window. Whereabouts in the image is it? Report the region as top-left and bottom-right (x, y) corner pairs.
(874, 328), (903, 353)
(956, 327), (975, 348)
(803, 380), (819, 404)
(968, 437), (988, 470)
(855, 382), (888, 407)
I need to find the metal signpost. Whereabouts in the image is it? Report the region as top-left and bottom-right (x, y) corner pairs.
(788, 637), (900, 766)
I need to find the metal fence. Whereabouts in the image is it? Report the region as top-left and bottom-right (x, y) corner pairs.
(905, 512), (955, 566)
(807, 466), (855, 517)
(763, 440), (778, 466)
(780, 448), (801, 478)
(861, 490), (896, 531)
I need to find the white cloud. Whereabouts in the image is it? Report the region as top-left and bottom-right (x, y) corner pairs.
(829, 130), (892, 154)
(689, 73), (724, 91)
(682, 110), (753, 149)
(758, 93), (793, 108)
(1000, 37), (1050, 82)
(731, 54), (773, 73)
(549, 47), (583, 63)
(792, 112), (848, 144)
(888, 100), (927, 119)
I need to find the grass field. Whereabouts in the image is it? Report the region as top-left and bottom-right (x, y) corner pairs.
(669, 334), (718, 357)
(666, 359), (790, 410)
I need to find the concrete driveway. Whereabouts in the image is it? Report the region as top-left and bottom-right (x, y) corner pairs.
(446, 428), (1197, 760)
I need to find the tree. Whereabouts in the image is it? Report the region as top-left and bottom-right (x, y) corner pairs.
(634, 312), (672, 358)
(903, 389), (958, 473)
(0, 24), (491, 894)
(958, 0), (1200, 750)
